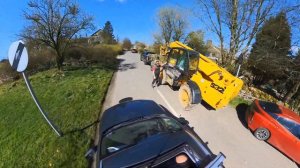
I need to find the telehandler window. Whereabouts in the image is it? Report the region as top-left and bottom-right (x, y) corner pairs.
(189, 52), (199, 71)
(168, 49), (182, 67)
(176, 54), (188, 71)
(168, 49), (178, 67)
(168, 49), (185, 67)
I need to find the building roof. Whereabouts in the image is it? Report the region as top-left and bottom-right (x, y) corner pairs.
(90, 29), (102, 37)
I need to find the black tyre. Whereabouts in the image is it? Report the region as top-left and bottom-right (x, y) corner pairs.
(254, 128), (270, 141)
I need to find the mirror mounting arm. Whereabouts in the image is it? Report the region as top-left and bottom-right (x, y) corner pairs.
(22, 72), (63, 137)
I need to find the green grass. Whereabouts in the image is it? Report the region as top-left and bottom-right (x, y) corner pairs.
(229, 96), (251, 108)
(0, 68), (113, 167)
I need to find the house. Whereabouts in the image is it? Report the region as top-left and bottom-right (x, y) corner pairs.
(88, 29), (103, 44)
(206, 40), (222, 62)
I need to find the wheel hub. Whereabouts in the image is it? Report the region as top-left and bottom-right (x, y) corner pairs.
(257, 130), (267, 139)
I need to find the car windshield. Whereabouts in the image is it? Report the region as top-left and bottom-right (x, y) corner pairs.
(272, 114), (300, 140)
(144, 51), (154, 56)
(258, 101), (281, 114)
(101, 117), (181, 156)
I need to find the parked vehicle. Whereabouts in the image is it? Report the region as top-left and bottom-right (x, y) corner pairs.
(160, 41), (243, 109)
(246, 100), (300, 165)
(87, 100), (225, 168)
(140, 51), (156, 65)
(131, 48), (138, 53)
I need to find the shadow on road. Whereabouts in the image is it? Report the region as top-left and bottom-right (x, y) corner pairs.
(236, 103), (249, 129)
(118, 63), (136, 71)
(117, 58), (125, 63)
(200, 101), (215, 111)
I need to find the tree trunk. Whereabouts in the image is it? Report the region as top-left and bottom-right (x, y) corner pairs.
(220, 37), (225, 65)
(283, 81), (300, 103)
(229, 0), (238, 65)
(56, 59), (62, 70)
(55, 48), (64, 70)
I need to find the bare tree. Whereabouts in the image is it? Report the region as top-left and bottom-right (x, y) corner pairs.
(283, 52), (300, 103)
(22, 0), (93, 70)
(122, 38), (132, 50)
(157, 7), (188, 43)
(196, 0), (275, 65)
(284, 1), (300, 104)
(172, 11), (188, 41)
(158, 8), (173, 43)
(284, 1), (300, 47)
(195, 0), (227, 64)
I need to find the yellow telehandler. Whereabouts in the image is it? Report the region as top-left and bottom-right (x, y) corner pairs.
(161, 41), (243, 109)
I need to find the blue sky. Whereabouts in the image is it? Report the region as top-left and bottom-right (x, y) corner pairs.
(1, 0), (298, 61)
(0, 0), (209, 61)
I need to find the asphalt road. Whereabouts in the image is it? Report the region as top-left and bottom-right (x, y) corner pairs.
(101, 52), (297, 168)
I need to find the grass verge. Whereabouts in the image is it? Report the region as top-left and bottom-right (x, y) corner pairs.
(0, 68), (113, 167)
(229, 96), (251, 108)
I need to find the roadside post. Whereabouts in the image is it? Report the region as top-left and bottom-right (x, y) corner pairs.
(236, 55), (244, 77)
(8, 40), (63, 137)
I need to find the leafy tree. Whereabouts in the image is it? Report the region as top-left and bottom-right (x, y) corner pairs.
(248, 12), (291, 82)
(122, 38), (132, 50)
(135, 41), (146, 53)
(185, 30), (208, 55)
(157, 7), (188, 43)
(101, 21), (117, 44)
(22, 0), (93, 70)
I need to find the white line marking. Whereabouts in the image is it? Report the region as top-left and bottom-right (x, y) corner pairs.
(156, 88), (180, 117)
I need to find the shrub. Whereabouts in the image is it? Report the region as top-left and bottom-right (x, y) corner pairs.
(87, 45), (121, 68)
(138, 48), (145, 53)
(93, 44), (123, 56)
(27, 48), (56, 72)
(0, 61), (19, 83)
(0, 47), (56, 84)
(65, 48), (82, 60)
(63, 44), (123, 69)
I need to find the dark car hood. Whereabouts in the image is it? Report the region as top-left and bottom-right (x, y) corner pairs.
(100, 100), (166, 134)
(99, 130), (212, 168)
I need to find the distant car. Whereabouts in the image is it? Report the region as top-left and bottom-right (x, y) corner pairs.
(246, 100), (300, 165)
(88, 100), (225, 168)
(131, 48), (138, 53)
(140, 51), (156, 65)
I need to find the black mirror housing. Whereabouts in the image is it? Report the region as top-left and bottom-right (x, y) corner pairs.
(178, 117), (189, 125)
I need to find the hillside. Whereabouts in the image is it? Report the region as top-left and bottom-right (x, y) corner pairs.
(0, 68), (113, 167)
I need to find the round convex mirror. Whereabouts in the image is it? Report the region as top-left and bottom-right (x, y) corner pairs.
(8, 40), (28, 72)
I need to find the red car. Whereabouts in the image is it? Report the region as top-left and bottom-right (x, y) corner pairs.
(246, 99), (300, 165)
